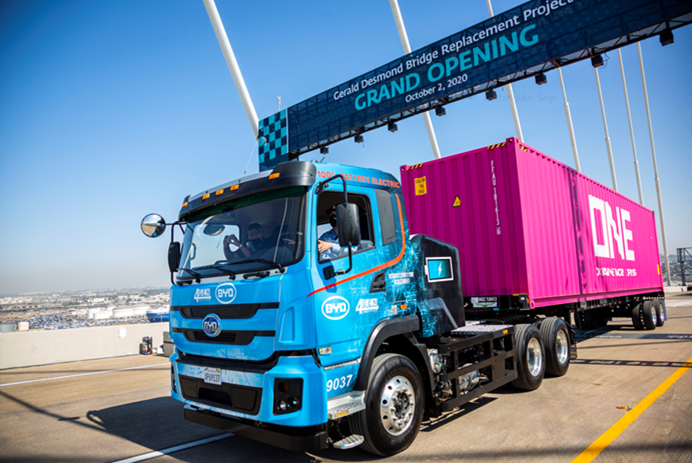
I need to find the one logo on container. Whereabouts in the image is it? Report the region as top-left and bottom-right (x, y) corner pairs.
(322, 296), (350, 320)
(588, 195), (635, 261)
(215, 283), (237, 304)
(202, 314), (222, 337)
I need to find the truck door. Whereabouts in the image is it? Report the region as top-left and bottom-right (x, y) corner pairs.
(311, 187), (394, 398)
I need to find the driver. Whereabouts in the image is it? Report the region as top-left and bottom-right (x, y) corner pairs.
(223, 223), (268, 260)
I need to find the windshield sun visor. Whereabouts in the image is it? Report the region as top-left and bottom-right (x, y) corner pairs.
(179, 161), (316, 221)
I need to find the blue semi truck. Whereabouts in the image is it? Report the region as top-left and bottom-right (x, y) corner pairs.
(141, 160), (574, 455)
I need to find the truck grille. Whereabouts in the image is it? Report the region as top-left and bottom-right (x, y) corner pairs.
(179, 374), (262, 415)
(172, 328), (275, 345)
(171, 303), (279, 320)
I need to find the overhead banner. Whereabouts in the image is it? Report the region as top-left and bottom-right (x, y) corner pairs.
(258, 0), (692, 170)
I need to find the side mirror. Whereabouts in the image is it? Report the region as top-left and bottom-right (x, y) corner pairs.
(336, 203), (361, 247)
(168, 242), (181, 273)
(141, 214), (166, 238)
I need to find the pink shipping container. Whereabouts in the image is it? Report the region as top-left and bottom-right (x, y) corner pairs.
(400, 137), (663, 310)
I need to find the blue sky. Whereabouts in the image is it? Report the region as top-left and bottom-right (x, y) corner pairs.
(0, 0), (690, 294)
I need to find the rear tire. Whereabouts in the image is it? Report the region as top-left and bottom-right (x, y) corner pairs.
(512, 324), (545, 391)
(350, 354), (424, 456)
(539, 318), (570, 377)
(631, 303), (644, 330)
(653, 299), (666, 327)
(642, 301), (657, 330)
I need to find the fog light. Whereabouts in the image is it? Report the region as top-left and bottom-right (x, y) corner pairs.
(274, 377), (304, 415)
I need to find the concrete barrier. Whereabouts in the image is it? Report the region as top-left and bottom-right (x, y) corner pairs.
(0, 323), (169, 370)
(664, 286), (689, 293)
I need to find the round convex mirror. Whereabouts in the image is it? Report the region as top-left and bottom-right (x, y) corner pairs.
(141, 214), (166, 238)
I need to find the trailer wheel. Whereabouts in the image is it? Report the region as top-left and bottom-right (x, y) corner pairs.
(349, 353), (424, 456)
(512, 324), (545, 391)
(631, 303), (644, 330)
(539, 318), (570, 377)
(653, 299), (666, 327)
(642, 301), (657, 330)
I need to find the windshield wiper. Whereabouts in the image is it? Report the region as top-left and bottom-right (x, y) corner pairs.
(224, 258), (285, 273)
(190, 264), (237, 280)
(178, 268), (202, 283)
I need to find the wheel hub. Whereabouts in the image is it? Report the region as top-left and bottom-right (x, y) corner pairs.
(556, 330), (569, 366)
(527, 338), (543, 377)
(379, 375), (415, 436)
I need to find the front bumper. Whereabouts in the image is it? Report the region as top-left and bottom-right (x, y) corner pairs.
(172, 352), (328, 427)
(184, 405), (329, 452)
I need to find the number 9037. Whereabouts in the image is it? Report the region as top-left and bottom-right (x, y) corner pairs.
(326, 374), (353, 392)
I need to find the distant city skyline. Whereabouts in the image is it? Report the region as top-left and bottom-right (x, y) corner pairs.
(1, 0), (691, 293)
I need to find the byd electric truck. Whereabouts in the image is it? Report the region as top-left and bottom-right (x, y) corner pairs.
(141, 138), (665, 456)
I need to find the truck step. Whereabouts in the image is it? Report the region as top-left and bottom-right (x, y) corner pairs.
(451, 324), (513, 336)
(327, 391), (365, 420)
(332, 434), (364, 450)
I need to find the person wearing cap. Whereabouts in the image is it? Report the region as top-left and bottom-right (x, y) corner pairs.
(318, 205), (341, 260)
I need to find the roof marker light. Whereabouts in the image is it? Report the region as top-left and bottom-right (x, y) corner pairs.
(202, 193), (210, 200)
(215, 189), (224, 196)
(269, 173), (280, 179)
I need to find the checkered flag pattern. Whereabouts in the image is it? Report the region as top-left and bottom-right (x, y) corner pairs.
(258, 109), (288, 168)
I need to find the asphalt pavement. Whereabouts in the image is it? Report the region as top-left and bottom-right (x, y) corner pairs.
(1, 293), (690, 463)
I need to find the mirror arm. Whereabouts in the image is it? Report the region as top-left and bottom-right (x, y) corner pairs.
(316, 174), (348, 203)
(336, 244), (353, 276)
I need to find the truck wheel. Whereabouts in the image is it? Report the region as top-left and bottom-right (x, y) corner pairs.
(350, 354), (424, 456)
(539, 318), (570, 377)
(631, 303), (644, 330)
(512, 324), (545, 391)
(642, 301), (657, 330)
(653, 299), (666, 327)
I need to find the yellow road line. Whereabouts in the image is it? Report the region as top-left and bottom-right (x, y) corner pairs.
(572, 356), (692, 463)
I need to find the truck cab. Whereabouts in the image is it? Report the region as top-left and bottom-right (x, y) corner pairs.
(142, 160), (517, 455)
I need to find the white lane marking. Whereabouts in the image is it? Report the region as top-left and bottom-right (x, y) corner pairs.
(0, 363), (169, 388)
(110, 434), (233, 463)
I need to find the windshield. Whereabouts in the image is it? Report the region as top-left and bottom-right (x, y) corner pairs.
(177, 187), (307, 280)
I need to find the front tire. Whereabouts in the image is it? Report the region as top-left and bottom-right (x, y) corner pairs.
(350, 354), (424, 456)
(512, 324), (546, 391)
(539, 318), (570, 377)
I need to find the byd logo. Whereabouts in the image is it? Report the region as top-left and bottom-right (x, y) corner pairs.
(321, 296), (350, 320)
(202, 314), (221, 337)
(215, 283), (237, 304)
(588, 195), (635, 261)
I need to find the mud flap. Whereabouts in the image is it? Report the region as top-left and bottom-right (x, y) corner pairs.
(567, 323), (578, 360)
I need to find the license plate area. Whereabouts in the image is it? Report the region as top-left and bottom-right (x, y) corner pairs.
(204, 368), (222, 385)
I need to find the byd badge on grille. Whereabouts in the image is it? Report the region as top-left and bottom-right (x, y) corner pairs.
(202, 313), (222, 337)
